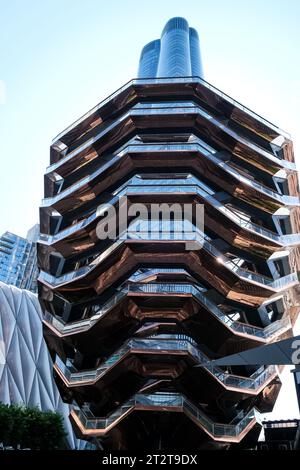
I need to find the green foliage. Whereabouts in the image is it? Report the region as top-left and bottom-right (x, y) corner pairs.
(0, 402), (67, 449)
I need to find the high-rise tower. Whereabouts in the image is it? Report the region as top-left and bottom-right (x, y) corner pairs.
(0, 225), (39, 293)
(38, 18), (300, 450)
(138, 17), (203, 78)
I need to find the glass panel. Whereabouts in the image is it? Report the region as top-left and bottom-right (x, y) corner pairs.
(44, 281), (291, 341)
(72, 391), (260, 439)
(55, 332), (277, 392)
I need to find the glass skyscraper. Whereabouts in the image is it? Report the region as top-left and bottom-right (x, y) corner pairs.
(138, 17), (203, 78)
(0, 225), (39, 293)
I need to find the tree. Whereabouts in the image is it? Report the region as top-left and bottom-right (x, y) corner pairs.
(0, 402), (15, 447)
(0, 402), (67, 449)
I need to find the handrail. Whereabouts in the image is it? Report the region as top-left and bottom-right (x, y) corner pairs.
(52, 76), (290, 145)
(47, 103), (294, 178)
(42, 143), (299, 206)
(40, 175), (300, 248)
(38, 226), (299, 291)
(43, 281), (291, 341)
(55, 333), (277, 391)
(72, 391), (261, 440)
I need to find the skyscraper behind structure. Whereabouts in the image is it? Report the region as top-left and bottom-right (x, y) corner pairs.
(0, 224), (39, 293)
(38, 17), (300, 450)
(138, 17), (203, 78)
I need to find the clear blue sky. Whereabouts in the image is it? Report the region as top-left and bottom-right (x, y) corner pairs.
(1, 0), (300, 237)
(1, 0), (300, 419)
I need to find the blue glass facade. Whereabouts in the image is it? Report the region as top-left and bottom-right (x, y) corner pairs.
(137, 17), (203, 78)
(137, 40), (161, 78)
(189, 27), (203, 77)
(0, 225), (39, 292)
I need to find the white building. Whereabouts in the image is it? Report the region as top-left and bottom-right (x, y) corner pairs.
(0, 281), (88, 449)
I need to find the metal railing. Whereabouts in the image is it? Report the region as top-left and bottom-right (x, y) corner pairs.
(40, 173), (300, 248)
(43, 282), (291, 340)
(38, 226), (299, 291)
(72, 391), (261, 439)
(52, 76), (289, 145)
(42, 139), (298, 208)
(47, 101), (294, 176)
(55, 333), (277, 391)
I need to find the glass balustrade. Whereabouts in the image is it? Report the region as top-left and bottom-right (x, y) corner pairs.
(43, 281), (291, 341)
(39, 225), (298, 291)
(48, 97), (294, 177)
(40, 172), (300, 247)
(121, 141), (297, 204)
(72, 391), (260, 439)
(52, 77), (290, 151)
(55, 333), (277, 391)
(129, 268), (190, 282)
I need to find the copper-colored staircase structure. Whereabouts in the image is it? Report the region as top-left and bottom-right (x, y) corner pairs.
(38, 76), (300, 450)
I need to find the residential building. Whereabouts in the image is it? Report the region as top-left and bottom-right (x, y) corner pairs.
(0, 224), (39, 293)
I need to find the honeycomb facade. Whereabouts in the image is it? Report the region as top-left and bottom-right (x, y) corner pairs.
(0, 282), (87, 449)
(38, 74), (300, 449)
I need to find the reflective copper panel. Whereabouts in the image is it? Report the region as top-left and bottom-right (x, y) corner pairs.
(38, 75), (300, 450)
